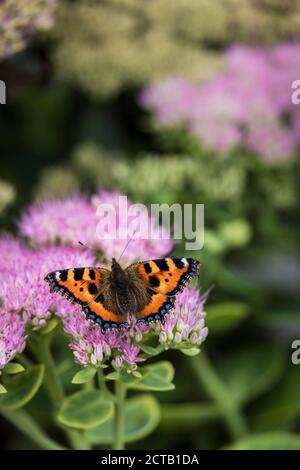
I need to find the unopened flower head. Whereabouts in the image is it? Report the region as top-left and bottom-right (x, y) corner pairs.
(155, 287), (208, 349)
(61, 309), (145, 371)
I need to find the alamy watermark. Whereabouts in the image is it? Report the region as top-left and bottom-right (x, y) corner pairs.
(0, 80), (6, 104)
(291, 340), (300, 365)
(291, 80), (300, 105)
(95, 195), (204, 251)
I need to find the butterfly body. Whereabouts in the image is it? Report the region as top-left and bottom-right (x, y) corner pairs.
(108, 258), (152, 318)
(45, 257), (199, 332)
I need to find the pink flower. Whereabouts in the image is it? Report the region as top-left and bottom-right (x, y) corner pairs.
(0, 195), (207, 372)
(58, 286), (208, 370)
(61, 309), (145, 370)
(141, 43), (300, 162)
(19, 195), (98, 247)
(92, 190), (173, 265)
(19, 191), (173, 265)
(0, 311), (26, 370)
(156, 287), (208, 348)
(0, 236), (95, 327)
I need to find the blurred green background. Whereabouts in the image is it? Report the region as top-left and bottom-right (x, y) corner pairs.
(1, 0), (300, 450)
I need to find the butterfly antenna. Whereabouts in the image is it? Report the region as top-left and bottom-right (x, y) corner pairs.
(78, 241), (92, 250)
(117, 229), (137, 264)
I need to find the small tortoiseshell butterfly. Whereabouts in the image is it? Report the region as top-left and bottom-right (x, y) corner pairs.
(45, 257), (199, 332)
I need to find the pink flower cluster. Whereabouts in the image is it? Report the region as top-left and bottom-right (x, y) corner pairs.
(61, 287), (208, 370)
(0, 191), (208, 370)
(62, 309), (147, 370)
(19, 191), (173, 265)
(156, 287), (208, 348)
(0, 236), (94, 328)
(140, 43), (300, 162)
(0, 312), (26, 370)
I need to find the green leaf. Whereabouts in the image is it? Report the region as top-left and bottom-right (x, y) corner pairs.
(226, 432), (300, 450)
(161, 402), (219, 430)
(128, 361), (175, 392)
(0, 384), (7, 394)
(72, 367), (96, 384)
(106, 371), (120, 381)
(218, 345), (285, 406)
(180, 347), (200, 356)
(206, 301), (250, 335)
(3, 363), (25, 375)
(58, 390), (113, 429)
(40, 317), (59, 335)
(86, 394), (160, 444)
(204, 229), (227, 255)
(219, 218), (251, 248)
(140, 345), (160, 356)
(0, 365), (44, 411)
(251, 367), (300, 431)
(146, 361), (174, 382)
(106, 371), (140, 386)
(132, 370), (142, 379)
(255, 308), (300, 332)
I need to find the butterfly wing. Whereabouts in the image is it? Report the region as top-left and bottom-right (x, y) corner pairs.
(127, 257), (199, 297)
(135, 291), (176, 324)
(125, 257), (199, 323)
(45, 267), (128, 330)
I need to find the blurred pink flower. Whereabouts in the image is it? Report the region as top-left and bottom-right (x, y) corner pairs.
(141, 43), (300, 162)
(0, 0), (57, 60)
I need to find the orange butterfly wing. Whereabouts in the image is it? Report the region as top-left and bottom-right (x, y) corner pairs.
(136, 291), (176, 323)
(45, 267), (128, 330)
(135, 258), (200, 296)
(46, 258), (199, 328)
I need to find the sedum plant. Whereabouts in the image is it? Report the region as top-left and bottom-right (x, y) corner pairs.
(0, 0), (57, 60)
(0, 179), (15, 215)
(141, 43), (300, 162)
(0, 190), (208, 449)
(53, 0), (300, 97)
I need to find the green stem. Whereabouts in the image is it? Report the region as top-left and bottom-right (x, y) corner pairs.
(35, 336), (64, 404)
(160, 402), (220, 430)
(1, 409), (66, 450)
(30, 334), (90, 450)
(97, 369), (112, 398)
(190, 350), (248, 440)
(16, 353), (33, 368)
(113, 381), (126, 450)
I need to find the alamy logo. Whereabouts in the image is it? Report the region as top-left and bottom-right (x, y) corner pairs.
(95, 196), (205, 251)
(291, 80), (300, 105)
(0, 80), (6, 104)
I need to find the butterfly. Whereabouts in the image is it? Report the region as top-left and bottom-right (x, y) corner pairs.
(45, 257), (200, 332)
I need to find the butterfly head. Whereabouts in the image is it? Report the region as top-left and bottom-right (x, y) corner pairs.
(111, 257), (121, 270)
(111, 257), (128, 288)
